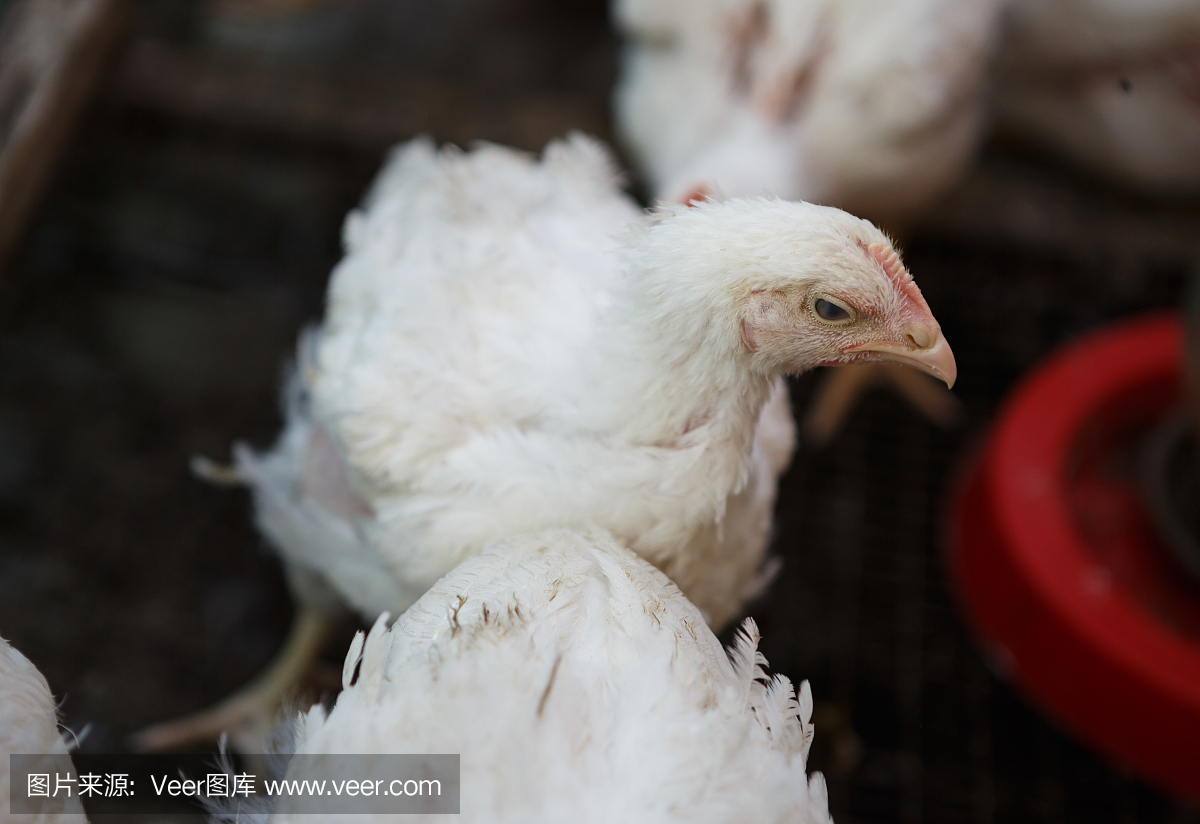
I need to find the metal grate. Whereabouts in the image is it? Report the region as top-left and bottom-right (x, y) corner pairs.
(751, 229), (1198, 823)
(0, 2), (1199, 818)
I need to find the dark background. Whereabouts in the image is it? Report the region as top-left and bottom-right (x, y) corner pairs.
(1, 1), (1199, 821)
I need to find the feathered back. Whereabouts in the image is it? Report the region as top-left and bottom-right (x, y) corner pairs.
(236, 132), (805, 630)
(312, 133), (641, 505)
(994, 0), (1200, 193)
(278, 529), (830, 824)
(614, 0), (1002, 221)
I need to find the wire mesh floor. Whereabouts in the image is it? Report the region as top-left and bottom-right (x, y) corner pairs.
(2, 3), (1200, 821)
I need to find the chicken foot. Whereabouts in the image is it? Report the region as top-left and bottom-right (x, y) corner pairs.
(130, 606), (339, 756)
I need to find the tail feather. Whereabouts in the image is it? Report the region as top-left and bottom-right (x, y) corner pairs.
(727, 618), (817, 763)
(807, 771), (833, 824)
(341, 629), (367, 691)
(355, 612), (394, 705)
(727, 618), (769, 699)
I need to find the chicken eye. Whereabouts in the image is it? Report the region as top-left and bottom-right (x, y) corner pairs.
(814, 297), (851, 322)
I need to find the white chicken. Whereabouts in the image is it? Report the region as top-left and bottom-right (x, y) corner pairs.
(993, 0), (1200, 194)
(614, 0), (989, 439)
(135, 133), (954, 752)
(614, 0), (1002, 226)
(241, 528), (832, 824)
(1, 636), (85, 823)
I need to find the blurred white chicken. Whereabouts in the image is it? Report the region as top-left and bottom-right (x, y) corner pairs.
(994, 0), (1200, 194)
(253, 528), (832, 824)
(614, 0), (990, 439)
(614, 0), (1002, 225)
(135, 133), (953, 752)
(1, 636), (85, 823)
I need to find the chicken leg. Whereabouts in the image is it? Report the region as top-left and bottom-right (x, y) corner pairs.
(801, 363), (963, 445)
(130, 606), (339, 756)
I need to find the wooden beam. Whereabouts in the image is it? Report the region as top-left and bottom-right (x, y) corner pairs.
(0, 0), (132, 272)
(107, 38), (611, 153)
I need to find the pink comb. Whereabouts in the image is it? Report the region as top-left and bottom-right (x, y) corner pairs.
(677, 183), (714, 207)
(861, 241), (929, 312)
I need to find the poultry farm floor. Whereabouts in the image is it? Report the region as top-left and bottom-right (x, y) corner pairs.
(2, 3), (1200, 822)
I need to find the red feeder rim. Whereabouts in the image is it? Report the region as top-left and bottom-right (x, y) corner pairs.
(949, 312), (1200, 803)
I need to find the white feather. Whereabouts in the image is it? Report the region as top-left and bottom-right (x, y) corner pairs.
(236, 133), (933, 631)
(271, 528), (832, 824)
(0, 637), (86, 823)
(994, 0), (1200, 193)
(613, 0), (1003, 223)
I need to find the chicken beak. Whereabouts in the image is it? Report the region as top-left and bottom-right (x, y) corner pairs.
(848, 330), (957, 388)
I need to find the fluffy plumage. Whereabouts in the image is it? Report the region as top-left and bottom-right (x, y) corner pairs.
(138, 134), (953, 754)
(237, 133), (952, 631)
(614, 0), (1003, 224)
(994, 0), (1200, 193)
(268, 528), (831, 824)
(1, 636), (85, 823)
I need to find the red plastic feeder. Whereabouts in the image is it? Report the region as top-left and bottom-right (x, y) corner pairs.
(949, 312), (1200, 803)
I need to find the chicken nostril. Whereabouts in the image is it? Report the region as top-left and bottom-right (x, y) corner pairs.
(905, 327), (934, 349)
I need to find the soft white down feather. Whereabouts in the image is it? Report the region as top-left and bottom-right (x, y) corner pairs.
(1, 636), (85, 823)
(994, 0), (1200, 193)
(235, 133), (954, 632)
(265, 528), (832, 824)
(613, 0), (1003, 224)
